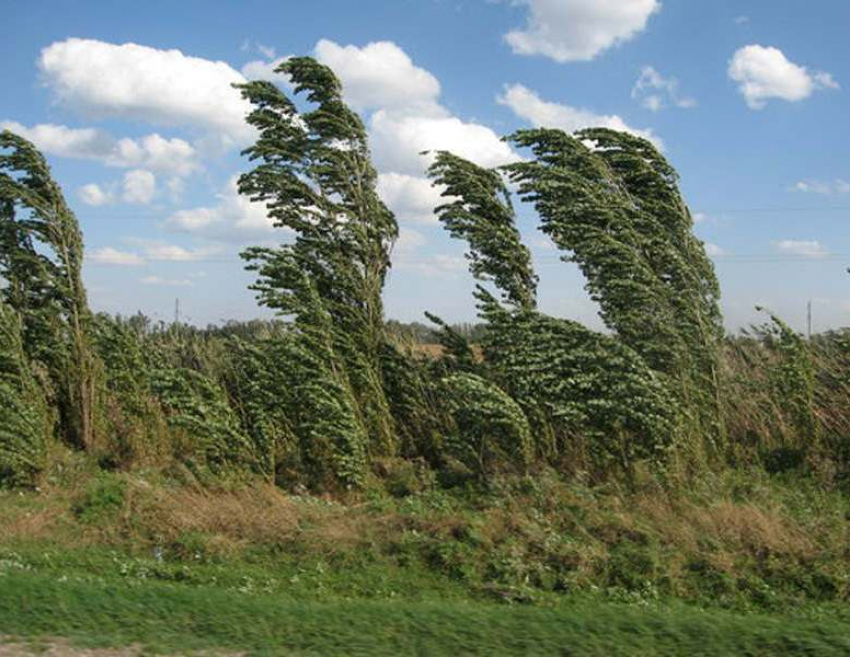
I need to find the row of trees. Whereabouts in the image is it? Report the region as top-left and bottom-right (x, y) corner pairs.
(1, 58), (846, 490)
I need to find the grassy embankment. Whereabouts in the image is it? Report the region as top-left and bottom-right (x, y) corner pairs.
(2, 449), (850, 654)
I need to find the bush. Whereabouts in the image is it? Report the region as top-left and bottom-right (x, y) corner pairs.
(72, 474), (126, 524)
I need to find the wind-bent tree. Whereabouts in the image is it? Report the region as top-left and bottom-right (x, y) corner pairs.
(0, 130), (99, 450)
(235, 58), (399, 485)
(428, 151), (537, 311)
(503, 128), (725, 455)
(428, 150), (677, 472)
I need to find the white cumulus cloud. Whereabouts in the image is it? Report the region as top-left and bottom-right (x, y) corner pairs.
(377, 173), (445, 226)
(0, 121), (198, 176)
(78, 183), (113, 207)
(122, 170), (156, 205)
(505, 0), (660, 62)
(1, 121), (111, 160)
(498, 84), (661, 147)
(39, 38), (253, 142)
(140, 243), (220, 262)
(703, 242), (726, 257)
(371, 110), (517, 175)
(89, 241), (222, 267)
(111, 133), (198, 176)
(87, 247), (144, 266)
(315, 39), (442, 115)
(241, 56), (291, 85)
(394, 227), (428, 254)
(728, 45), (839, 109)
(165, 176), (279, 243)
(313, 40), (518, 175)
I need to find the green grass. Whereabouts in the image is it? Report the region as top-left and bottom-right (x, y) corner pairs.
(4, 461), (850, 654)
(3, 569), (850, 656)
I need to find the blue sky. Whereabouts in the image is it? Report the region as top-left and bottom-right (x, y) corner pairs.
(2, 0), (849, 332)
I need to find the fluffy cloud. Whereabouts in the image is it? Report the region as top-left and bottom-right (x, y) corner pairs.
(498, 84), (661, 147)
(1, 121), (111, 160)
(92, 241), (223, 266)
(371, 110), (517, 174)
(0, 121), (198, 176)
(78, 183), (113, 207)
(377, 173), (444, 226)
(793, 179), (850, 195)
(315, 39), (442, 115)
(240, 56), (291, 85)
(122, 170), (156, 205)
(728, 45), (839, 109)
(87, 247), (145, 266)
(313, 40), (517, 175)
(39, 38), (253, 142)
(134, 242), (221, 262)
(774, 239), (828, 258)
(165, 176), (279, 243)
(505, 0), (660, 62)
(632, 66), (696, 111)
(112, 134), (197, 176)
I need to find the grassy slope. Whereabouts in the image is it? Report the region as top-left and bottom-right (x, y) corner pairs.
(2, 452), (850, 654)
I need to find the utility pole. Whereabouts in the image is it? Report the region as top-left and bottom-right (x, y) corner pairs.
(807, 299), (812, 340)
(174, 298), (180, 326)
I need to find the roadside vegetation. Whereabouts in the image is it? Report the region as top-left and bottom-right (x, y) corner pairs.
(2, 57), (850, 654)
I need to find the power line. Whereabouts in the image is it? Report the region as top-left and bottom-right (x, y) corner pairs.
(80, 205), (850, 219)
(84, 255), (850, 268)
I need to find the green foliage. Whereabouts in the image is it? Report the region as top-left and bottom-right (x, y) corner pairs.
(0, 130), (100, 450)
(442, 372), (532, 478)
(423, 311), (478, 373)
(236, 57), (401, 484)
(149, 365), (256, 474)
(428, 151), (537, 310)
(756, 309), (818, 445)
(90, 314), (170, 466)
(242, 248), (370, 488)
(273, 326), (369, 489)
(478, 295), (676, 470)
(504, 128), (724, 452)
(426, 147), (677, 473)
(72, 473), (126, 523)
(0, 301), (51, 486)
(2, 60), (849, 496)
(221, 334), (295, 480)
(378, 341), (447, 463)
(725, 309), (820, 457)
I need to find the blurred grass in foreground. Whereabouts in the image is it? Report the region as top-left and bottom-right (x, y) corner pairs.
(3, 570), (850, 656)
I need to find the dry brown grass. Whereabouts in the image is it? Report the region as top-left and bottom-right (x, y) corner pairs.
(117, 481), (302, 555)
(633, 494), (816, 558)
(0, 506), (63, 543)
